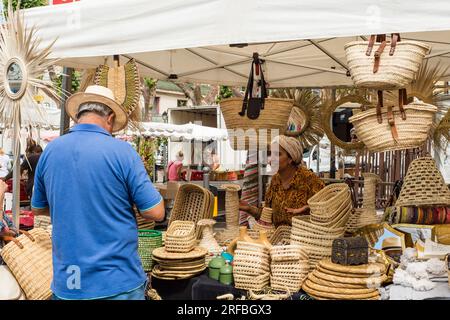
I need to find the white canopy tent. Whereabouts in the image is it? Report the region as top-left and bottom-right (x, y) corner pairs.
(23, 0), (450, 87)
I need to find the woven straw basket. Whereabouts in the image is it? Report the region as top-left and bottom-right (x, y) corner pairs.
(138, 230), (162, 272)
(350, 102), (437, 153)
(344, 40), (430, 89)
(1, 228), (52, 300)
(396, 157), (450, 207)
(220, 98), (294, 150)
(165, 221), (196, 253)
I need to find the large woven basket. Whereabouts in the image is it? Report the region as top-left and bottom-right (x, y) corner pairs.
(349, 102), (437, 153)
(169, 184), (213, 237)
(344, 39), (430, 89)
(138, 230), (162, 272)
(220, 98), (294, 150)
(396, 157), (450, 207)
(0, 228), (52, 300)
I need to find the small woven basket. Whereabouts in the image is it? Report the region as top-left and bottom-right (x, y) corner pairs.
(138, 230), (162, 272)
(349, 102), (437, 153)
(234, 273), (270, 291)
(33, 216), (51, 229)
(220, 98), (294, 150)
(344, 39), (430, 89)
(165, 221), (196, 253)
(270, 244), (307, 262)
(308, 183), (351, 219)
(270, 226), (291, 245)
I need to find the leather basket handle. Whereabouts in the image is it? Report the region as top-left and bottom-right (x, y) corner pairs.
(367, 33), (401, 73)
(376, 90), (384, 124)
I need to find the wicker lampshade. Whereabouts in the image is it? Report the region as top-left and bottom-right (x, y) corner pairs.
(395, 157), (450, 207)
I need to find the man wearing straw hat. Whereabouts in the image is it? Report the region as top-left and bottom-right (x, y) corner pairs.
(31, 85), (164, 300)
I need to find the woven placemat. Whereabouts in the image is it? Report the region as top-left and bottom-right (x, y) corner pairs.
(304, 279), (377, 295)
(307, 273), (368, 289)
(318, 259), (386, 275)
(302, 281), (380, 300)
(152, 247), (207, 260)
(153, 265), (206, 275)
(312, 269), (387, 287)
(316, 266), (373, 278)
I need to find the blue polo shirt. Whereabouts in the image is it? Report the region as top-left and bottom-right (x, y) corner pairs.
(31, 124), (162, 299)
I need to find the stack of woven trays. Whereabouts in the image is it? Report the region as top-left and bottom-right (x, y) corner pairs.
(138, 230), (162, 272)
(233, 241), (270, 291)
(151, 246), (207, 280)
(165, 221), (196, 253)
(308, 183), (353, 228)
(291, 215), (346, 271)
(302, 259), (387, 300)
(270, 244), (309, 293)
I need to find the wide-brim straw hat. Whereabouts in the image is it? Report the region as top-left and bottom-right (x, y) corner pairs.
(65, 85), (128, 132)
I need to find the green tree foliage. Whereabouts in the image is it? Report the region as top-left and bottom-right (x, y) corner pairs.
(53, 70), (81, 95)
(215, 85), (233, 104)
(3, 0), (47, 10)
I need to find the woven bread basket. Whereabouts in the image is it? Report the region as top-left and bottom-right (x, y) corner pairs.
(165, 220), (196, 253)
(220, 98), (294, 150)
(292, 215), (346, 236)
(310, 199), (353, 228)
(270, 244), (307, 262)
(395, 157), (450, 207)
(349, 102), (437, 153)
(344, 39), (430, 89)
(270, 226), (291, 245)
(234, 273), (270, 291)
(308, 183), (351, 219)
(1, 228), (52, 300)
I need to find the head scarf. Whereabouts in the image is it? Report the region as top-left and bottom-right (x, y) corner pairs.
(272, 135), (303, 165)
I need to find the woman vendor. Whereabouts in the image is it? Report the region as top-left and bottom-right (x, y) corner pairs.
(239, 135), (325, 227)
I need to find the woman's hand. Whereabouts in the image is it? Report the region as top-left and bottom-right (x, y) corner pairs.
(285, 205), (309, 215)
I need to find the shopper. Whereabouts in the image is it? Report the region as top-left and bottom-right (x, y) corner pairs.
(31, 85), (164, 300)
(167, 150), (185, 181)
(239, 135), (324, 227)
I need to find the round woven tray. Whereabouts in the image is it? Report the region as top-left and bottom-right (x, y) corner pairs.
(316, 266), (373, 278)
(304, 279), (378, 295)
(302, 281), (380, 300)
(312, 270), (387, 287)
(307, 273), (368, 289)
(153, 264), (207, 276)
(318, 259), (386, 276)
(152, 246), (207, 260)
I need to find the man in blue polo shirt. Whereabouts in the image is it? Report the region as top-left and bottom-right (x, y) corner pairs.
(31, 85), (164, 300)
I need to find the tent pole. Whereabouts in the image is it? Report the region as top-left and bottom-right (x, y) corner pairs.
(308, 39), (349, 72)
(60, 67), (73, 136)
(12, 122), (20, 229)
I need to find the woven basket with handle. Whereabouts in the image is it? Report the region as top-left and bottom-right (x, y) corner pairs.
(0, 228), (52, 300)
(344, 34), (430, 89)
(220, 98), (294, 150)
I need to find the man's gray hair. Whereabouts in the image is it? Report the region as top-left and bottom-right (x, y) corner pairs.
(76, 102), (114, 120)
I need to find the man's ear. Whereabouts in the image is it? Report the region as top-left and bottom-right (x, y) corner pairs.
(107, 113), (115, 126)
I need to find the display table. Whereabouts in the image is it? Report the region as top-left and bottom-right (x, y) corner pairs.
(150, 271), (311, 300)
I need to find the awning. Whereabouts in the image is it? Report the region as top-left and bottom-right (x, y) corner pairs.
(23, 0), (450, 87)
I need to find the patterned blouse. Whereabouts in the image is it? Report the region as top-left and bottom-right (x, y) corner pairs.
(261, 166), (325, 227)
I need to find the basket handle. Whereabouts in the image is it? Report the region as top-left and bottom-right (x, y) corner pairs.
(0, 235), (24, 249)
(367, 33), (401, 73)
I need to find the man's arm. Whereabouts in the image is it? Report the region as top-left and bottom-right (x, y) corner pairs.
(32, 207), (50, 216)
(139, 199), (165, 221)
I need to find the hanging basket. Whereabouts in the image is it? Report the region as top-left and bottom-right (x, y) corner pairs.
(350, 101), (437, 153)
(220, 97), (294, 150)
(344, 35), (430, 89)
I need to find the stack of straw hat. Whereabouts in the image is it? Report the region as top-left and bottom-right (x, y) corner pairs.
(270, 244), (309, 293)
(302, 259), (387, 300)
(347, 173), (382, 233)
(233, 241), (270, 291)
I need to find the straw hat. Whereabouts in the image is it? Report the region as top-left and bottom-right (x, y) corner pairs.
(65, 85), (128, 132)
(381, 237), (402, 251)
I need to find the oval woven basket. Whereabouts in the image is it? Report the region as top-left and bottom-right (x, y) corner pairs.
(165, 221), (196, 253)
(310, 198), (352, 226)
(349, 102), (437, 153)
(270, 226), (292, 245)
(270, 244), (308, 262)
(308, 183), (351, 218)
(344, 40), (430, 89)
(292, 216), (346, 235)
(219, 97), (294, 150)
(234, 273), (270, 291)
